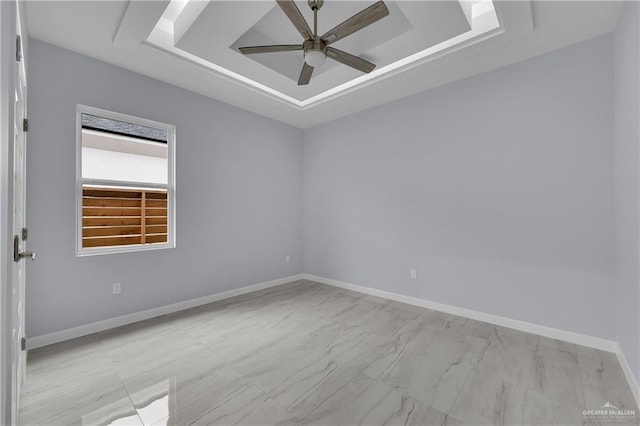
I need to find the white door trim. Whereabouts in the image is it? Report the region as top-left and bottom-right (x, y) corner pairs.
(0, 2), (17, 424)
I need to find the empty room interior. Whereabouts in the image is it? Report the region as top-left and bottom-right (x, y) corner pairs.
(1, 0), (640, 424)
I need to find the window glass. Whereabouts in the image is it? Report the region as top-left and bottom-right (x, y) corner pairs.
(77, 107), (175, 255)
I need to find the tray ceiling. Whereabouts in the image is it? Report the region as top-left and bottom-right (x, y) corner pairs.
(148, 0), (496, 104)
(26, 1), (624, 128)
(174, 1), (471, 99)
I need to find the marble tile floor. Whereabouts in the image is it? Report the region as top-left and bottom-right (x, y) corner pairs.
(20, 280), (639, 425)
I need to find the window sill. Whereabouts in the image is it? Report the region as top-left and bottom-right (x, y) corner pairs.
(75, 242), (175, 257)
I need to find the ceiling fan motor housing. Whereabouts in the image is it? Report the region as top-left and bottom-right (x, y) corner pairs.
(304, 39), (326, 54)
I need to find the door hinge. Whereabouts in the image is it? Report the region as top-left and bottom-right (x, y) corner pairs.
(20, 337), (26, 351)
(16, 35), (21, 62)
(22, 227), (28, 241)
(13, 235), (19, 262)
(23, 118), (28, 132)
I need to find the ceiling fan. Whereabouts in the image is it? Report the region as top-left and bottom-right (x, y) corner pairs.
(239, 0), (389, 85)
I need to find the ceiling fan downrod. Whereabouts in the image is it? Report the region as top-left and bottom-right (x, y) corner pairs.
(308, 0), (323, 36)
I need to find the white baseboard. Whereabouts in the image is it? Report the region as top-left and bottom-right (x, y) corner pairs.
(302, 274), (618, 353)
(616, 343), (640, 408)
(27, 274), (305, 350)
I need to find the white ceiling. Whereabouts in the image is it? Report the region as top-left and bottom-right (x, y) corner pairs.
(26, 1), (623, 128)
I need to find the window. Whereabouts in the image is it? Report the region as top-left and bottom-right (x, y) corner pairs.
(76, 105), (175, 255)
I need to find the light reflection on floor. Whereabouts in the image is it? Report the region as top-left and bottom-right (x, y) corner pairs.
(81, 379), (170, 425)
(137, 394), (169, 425)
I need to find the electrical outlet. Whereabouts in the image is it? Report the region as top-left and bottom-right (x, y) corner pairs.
(410, 269), (417, 280)
(285, 255), (291, 264)
(112, 282), (121, 295)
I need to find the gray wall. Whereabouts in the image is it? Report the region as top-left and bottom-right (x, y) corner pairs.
(26, 25), (632, 355)
(26, 40), (303, 337)
(614, 1), (640, 383)
(303, 35), (616, 339)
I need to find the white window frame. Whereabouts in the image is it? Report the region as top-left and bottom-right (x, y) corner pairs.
(75, 105), (176, 256)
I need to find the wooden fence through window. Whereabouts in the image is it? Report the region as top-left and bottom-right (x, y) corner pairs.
(82, 186), (168, 248)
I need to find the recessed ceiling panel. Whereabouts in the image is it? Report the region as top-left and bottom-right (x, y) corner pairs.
(176, 1), (471, 99)
(228, 2), (414, 82)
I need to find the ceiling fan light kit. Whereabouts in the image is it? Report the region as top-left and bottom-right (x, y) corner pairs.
(239, 0), (389, 86)
(304, 49), (327, 68)
(303, 39), (327, 67)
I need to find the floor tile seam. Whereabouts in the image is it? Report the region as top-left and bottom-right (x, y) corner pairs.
(20, 372), (124, 406)
(578, 354), (637, 383)
(242, 375), (304, 423)
(211, 337), (323, 382)
(166, 384), (250, 425)
(363, 317), (414, 339)
(405, 327), (491, 369)
(143, 378), (255, 426)
(491, 374), (579, 408)
(575, 349), (590, 409)
(356, 371), (454, 422)
(576, 353), (640, 411)
(190, 331), (287, 392)
(98, 322), (195, 348)
(442, 337), (494, 422)
(299, 360), (382, 421)
(96, 331), (146, 426)
(21, 341), (126, 411)
(438, 367), (482, 426)
(176, 357), (260, 421)
(166, 368), (300, 425)
(20, 364), (139, 423)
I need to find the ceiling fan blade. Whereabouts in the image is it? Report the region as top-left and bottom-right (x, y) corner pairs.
(298, 62), (314, 85)
(239, 45), (303, 54)
(327, 47), (376, 73)
(276, 0), (314, 41)
(321, 1), (389, 46)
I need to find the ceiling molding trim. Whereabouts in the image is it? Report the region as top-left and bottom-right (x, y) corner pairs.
(141, 0), (510, 110)
(113, 0), (171, 47)
(141, 37), (303, 108)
